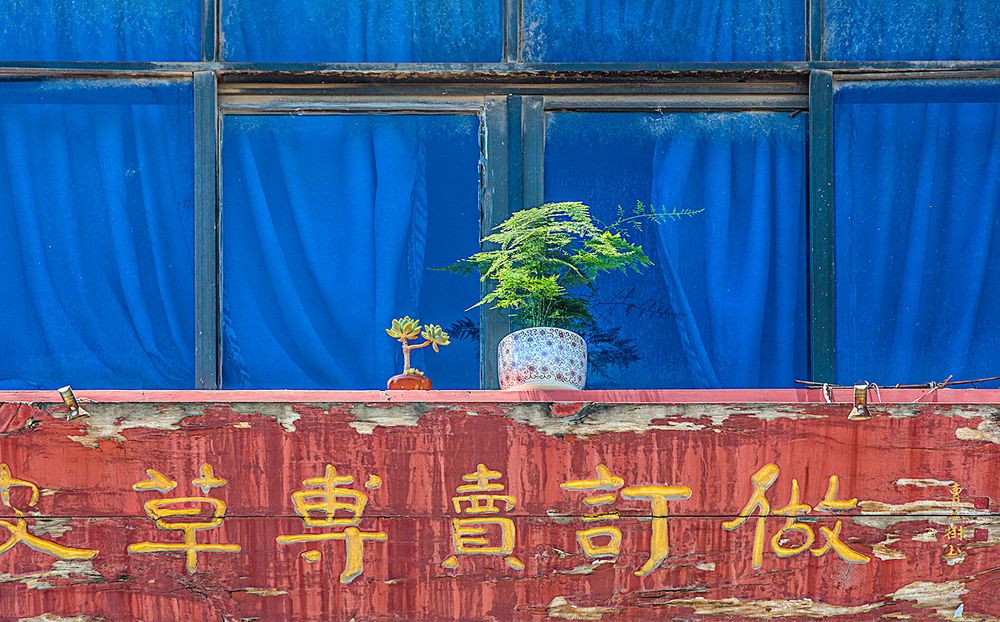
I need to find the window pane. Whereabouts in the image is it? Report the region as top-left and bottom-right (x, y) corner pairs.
(0, 80), (195, 389)
(835, 81), (1000, 386)
(222, 0), (502, 62)
(0, 0), (200, 61)
(544, 112), (807, 389)
(825, 0), (1000, 61)
(222, 114), (481, 389)
(523, 0), (804, 62)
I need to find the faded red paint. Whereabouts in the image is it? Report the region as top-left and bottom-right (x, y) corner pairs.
(0, 394), (996, 621)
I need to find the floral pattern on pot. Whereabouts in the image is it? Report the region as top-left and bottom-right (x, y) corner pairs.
(498, 327), (587, 390)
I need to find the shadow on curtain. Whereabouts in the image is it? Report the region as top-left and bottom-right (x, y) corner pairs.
(522, 0), (804, 62)
(221, 115), (480, 389)
(544, 112), (807, 388)
(0, 80), (195, 389)
(0, 0), (200, 61)
(835, 80), (1000, 387)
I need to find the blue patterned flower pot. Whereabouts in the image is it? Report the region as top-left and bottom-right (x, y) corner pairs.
(498, 327), (587, 391)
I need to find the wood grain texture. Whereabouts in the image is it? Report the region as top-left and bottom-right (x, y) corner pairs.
(0, 398), (996, 621)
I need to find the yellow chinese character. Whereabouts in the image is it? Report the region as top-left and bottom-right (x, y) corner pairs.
(0, 464), (97, 560)
(276, 465), (387, 584)
(561, 464), (625, 559)
(724, 464), (869, 569)
(621, 484), (692, 576)
(442, 464), (522, 571)
(127, 464), (240, 573)
(561, 465), (691, 576)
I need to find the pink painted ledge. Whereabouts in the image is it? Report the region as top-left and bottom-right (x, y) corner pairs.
(1, 388), (999, 404)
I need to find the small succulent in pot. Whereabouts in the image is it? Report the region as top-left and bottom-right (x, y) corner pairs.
(385, 316), (451, 390)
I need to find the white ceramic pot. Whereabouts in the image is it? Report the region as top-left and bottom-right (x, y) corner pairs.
(498, 327), (587, 391)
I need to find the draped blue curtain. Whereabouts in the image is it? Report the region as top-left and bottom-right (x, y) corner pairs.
(522, 0), (804, 62)
(835, 81), (1000, 387)
(0, 0), (200, 61)
(222, 0), (502, 62)
(825, 0), (1000, 61)
(544, 112), (807, 388)
(0, 80), (195, 389)
(221, 115), (480, 389)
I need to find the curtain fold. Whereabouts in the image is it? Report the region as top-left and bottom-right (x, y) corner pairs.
(0, 81), (195, 389)
(835, 82), (1000, 386)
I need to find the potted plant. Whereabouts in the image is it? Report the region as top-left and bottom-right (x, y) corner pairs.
(385, 316), (451, 390)
(451, 201), (675, 390)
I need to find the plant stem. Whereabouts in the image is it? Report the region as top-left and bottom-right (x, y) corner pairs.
(402, 340), (432, 373)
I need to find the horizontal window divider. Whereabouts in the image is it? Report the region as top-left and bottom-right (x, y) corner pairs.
(218, 80), (808, 97)
(219, 99), (485, 114)
(834, 70), (1000, 83)
(543, 94), (809, 111)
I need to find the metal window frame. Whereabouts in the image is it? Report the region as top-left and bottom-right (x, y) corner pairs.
(1, 0), (998, 389)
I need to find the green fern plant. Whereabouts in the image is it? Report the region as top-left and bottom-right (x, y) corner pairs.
(450, 201), (695, 330)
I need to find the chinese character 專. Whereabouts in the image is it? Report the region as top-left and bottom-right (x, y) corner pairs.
(442, 464), (523, 571)
(276, 464), (387, 584)
(127, 464), (241, 573)
(562, 464), (691, 576)
(723, 463), (870, 569)
(0, 464), (97, 560)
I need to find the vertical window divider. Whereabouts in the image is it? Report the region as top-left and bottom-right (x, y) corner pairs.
(202, 0), (220, 62)
(480, 96), (512, 388)
(503, 0), (521, 63)
(807, 0), (824, 62)
(522, 96), (544, 208)
(808, 70), (836, 382)
(194, 71), (221, 388)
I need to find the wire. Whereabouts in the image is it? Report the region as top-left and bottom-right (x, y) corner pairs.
(794, 374), (1000, 390)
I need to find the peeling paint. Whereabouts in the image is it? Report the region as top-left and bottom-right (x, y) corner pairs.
(555, 560), (613, 575)
(0, 560), (102, 590)
(872, 535), (907, 560)
(956, 419), (1000, 445)
(912, 529), (939, 543)
(895, 478), (956, 488)
(890, 580), (968, 619)
(27, 517), (75, 538)
(240, 587), (288, 596)
(546, 596), (622, 620)
(228, 403), (301, 432)
(695, 562), (716, 571)
(663, 596), (883, 618)
(65, 404), (198, 447)
(18, 615), (106, 622)
(854, 500), (984, 529)
(348, 403), (425, 434)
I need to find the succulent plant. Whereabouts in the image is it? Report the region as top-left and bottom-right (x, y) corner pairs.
(386, 317), (451, 375)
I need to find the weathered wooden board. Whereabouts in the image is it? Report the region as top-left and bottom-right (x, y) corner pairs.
(0, 397), (996, 621)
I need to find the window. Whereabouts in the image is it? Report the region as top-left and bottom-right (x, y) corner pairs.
(834, 80), (1000, 385)
(824, 0), (1000, 61)
(544, 111), (807, 388)
(222, 0), (503, 62)
(221, 112), (482, 389)
(0, 79), (195, 389)
(2, 1), (998, 390)
(0, 0), (201, 61)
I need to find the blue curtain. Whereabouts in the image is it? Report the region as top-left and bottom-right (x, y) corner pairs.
(544, 112), (807, 388)
(835, 81), (1000, 387)
(221, 115), (480, 389)
(222, 0), (502, 62)
(825, 0), (1000, 61)
(0, 80), (195, 389)
(0, 0), (200, 61)
(522, 0), (804, 62)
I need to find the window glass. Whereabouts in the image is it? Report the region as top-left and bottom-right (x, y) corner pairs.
(835, 81), (1000, 386)
(523, 0), (805, 62)
(222, 114), (481, 389)
(0, 0), (200, 61)
(544, 111), (807, 388)
(824, 0), (1000, 61)
(0, 80), (195, 389)
(222, 0), (502, 62)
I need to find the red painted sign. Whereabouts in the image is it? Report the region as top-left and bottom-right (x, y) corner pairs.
(0, 394), (996, 620)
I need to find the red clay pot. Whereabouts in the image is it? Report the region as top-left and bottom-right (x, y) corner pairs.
(386, 373), (433, 390)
